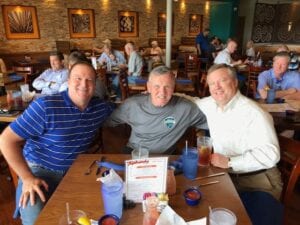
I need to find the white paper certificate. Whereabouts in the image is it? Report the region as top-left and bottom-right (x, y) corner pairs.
(125, 157), (168, 202)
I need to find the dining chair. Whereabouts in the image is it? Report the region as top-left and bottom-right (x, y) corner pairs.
(198, 72), (209, 98)
(277, 135), (300, 206)
(12, 66), (34, 84)
(118, 70), (129, 101)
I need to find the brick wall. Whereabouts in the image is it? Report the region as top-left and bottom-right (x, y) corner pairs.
(0, 0), (208, 53)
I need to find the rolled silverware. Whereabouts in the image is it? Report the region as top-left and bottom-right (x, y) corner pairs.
(193, 172), (225, 181)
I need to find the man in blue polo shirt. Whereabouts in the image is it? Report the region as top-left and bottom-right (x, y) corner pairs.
(257, 52), (300, 100)
(195, 28), (212, 59)
(0, 62), (113, 225)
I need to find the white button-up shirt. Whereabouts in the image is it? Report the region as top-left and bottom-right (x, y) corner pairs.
(32, 68), (69, 95)
(195, 91), (280, 173)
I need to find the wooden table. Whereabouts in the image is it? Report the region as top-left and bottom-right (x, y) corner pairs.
(258, 99), (300, 133)
(35, 154), (252, 225)
(0, 95), (21, 122)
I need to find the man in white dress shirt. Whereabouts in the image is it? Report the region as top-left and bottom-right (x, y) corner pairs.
(32, 51), (68, 95)
(183, 64), (282, 199)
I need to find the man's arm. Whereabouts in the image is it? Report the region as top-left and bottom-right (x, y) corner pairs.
(0, 127), (48, 208)
(105, 99), (131, 127)
(283, 91), (300, 100)
(32, 69), (51, 91)
(212, 110), (280, 172)
(257, 71), (269, 99)
(276, 88), (297, 98)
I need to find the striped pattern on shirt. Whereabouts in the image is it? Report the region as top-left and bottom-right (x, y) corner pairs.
(10, 91), (113, 172)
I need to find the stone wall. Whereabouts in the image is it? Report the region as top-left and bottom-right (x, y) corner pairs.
(0, 0), (208, 53)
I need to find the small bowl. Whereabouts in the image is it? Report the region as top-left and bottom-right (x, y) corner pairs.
(98, 214), (120, 225)
(183, 188), (202, 206)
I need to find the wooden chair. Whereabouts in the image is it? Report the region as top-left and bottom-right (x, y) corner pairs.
(12, 66), (34, 84)
(8, 165), (18, 188)
(245, 66), (261, 98)
(118, 69), (129, 101)
(277, 136), (300, 206)
(198, 72), (209, 98)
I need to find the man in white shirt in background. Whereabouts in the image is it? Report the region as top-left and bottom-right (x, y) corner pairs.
(181, 64), (282, 199)
(32, 51), (68, 95)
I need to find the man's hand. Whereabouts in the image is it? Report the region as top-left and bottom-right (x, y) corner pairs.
(19, 176), (48, 208)
(211, 153), (230, 169)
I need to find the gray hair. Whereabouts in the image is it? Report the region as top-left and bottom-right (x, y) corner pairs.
(208, 64), (237, 80)
(273, 51), (290, 62)
(148, 65), (175, 83)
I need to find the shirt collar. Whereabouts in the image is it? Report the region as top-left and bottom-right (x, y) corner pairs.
(271, 69), (285, 82)
(62, 90), (94, 112)
(212, 91), (240, 112)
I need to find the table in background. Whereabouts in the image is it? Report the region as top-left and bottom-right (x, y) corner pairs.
(0, 95), (21, 123)
(35, 154), (252, 225)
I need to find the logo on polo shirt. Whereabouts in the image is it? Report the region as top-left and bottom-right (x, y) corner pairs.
(164, 116), (175, 129)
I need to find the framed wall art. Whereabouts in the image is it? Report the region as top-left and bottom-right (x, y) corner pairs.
(118, 11), (139, 37)
(68, 8), (95, 38)
(157, 12), (174, 37)
(188, 14), (203, 36)
(2, 5), (40, 39)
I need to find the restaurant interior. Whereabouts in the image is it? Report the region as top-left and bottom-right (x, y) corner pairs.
(0, 0), (300, 225)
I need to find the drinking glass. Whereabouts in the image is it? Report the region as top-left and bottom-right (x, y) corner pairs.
(209, 208), (237, 225)
(182, 147), (199, 179)
(131, 145), (149, 159)
(58, 209), (86, 225)
(197, 136), (212, 166)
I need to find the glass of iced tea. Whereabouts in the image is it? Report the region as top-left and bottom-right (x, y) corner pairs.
(197, 136), (212, 166)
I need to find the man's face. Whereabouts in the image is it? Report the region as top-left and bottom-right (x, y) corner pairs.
(207, 68), (238, 107)
(50, 55), (64, 71)
(204, 30), (210, 37)
(273, 56), (289, 78)
(68, 64), (96, 109)
(147, 73), (175, 107)
(227, 41), (238, 54)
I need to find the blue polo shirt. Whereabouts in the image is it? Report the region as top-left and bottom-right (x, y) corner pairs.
(196, 32), (211, 53)
(257, 69), (300, 98)
(10, 91), (113, 172)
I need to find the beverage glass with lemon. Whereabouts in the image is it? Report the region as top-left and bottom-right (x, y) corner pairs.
(58, 209), (89, 225)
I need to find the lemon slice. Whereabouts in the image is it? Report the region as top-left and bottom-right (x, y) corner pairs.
(77, 216), (91, 225)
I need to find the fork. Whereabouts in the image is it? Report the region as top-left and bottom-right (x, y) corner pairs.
(84, 160), (96, 175)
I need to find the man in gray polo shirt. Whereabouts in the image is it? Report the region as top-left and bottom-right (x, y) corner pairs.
(106, 66), (207, 154)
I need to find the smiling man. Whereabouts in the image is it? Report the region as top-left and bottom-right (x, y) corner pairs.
(0, 62), (113, 225)
(257, 51), (300, 100)
(106, 65), (207, 154)
(183, 64), (282, 199)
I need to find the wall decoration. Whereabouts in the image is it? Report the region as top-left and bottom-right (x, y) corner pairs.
(252, 3), (300, 43)
(188, 14), (203, 36)
(157, 12), (174, 37)
(68, 8), (95, 38)
(2, 5), (40, 39)
(118, 11), (138, 37)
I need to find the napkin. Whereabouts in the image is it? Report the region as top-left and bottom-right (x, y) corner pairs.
(155, 205), (206, 225)
(97, 168), (123, 185)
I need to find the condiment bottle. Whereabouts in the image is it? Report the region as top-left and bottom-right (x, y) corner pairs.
(143, 196), (160, 225)
(166, 166), (176, 195)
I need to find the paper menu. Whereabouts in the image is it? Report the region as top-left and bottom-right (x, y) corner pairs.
(125, 157), (168, 203)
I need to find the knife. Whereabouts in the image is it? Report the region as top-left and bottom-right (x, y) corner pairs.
(193, 172), (225, 181)
(198, 180), (220, 187)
